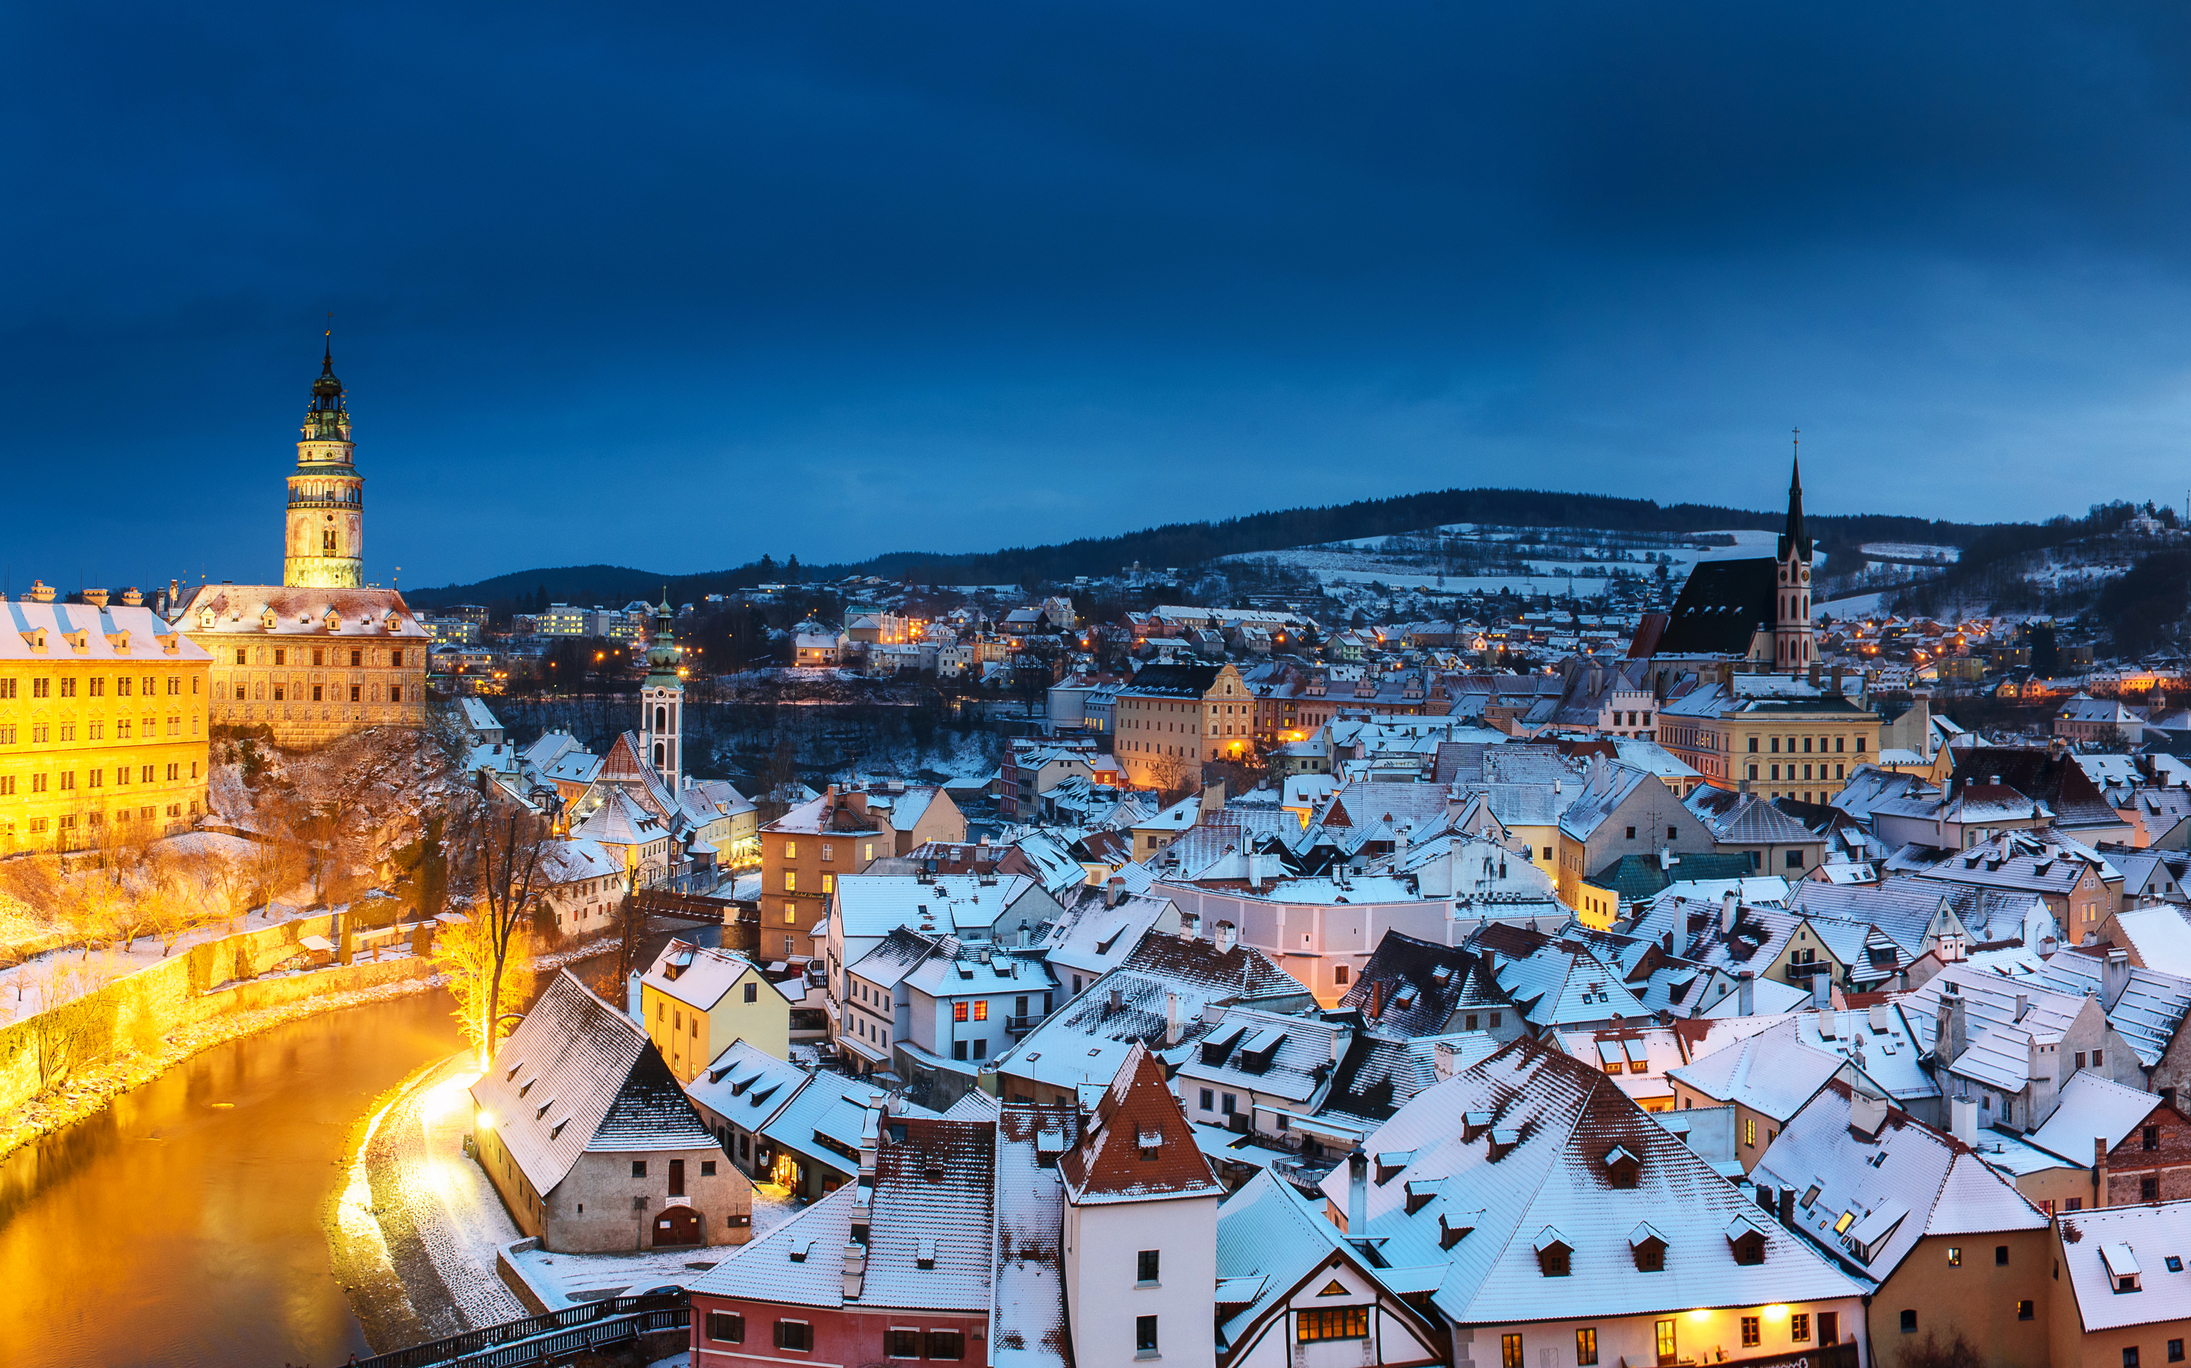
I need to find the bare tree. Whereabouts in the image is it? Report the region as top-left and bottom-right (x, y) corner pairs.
(442, 797), (554, 1069)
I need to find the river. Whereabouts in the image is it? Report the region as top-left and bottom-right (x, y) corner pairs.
(0, 991), (463, 1368)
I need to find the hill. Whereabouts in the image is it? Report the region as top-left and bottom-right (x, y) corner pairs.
(404, 485), (1982, 609)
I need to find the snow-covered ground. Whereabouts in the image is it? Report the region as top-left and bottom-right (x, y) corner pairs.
(1221, 524), (1821, 598)
(0, 899), (327, 1024)
(505, 1180), (798, 1307)
(1860, 542), (1961, 563)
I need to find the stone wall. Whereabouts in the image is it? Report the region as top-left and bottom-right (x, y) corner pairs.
(0, 915), (432, 1115)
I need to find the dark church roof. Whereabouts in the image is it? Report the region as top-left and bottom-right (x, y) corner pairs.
(1649, 557), (1778, 656)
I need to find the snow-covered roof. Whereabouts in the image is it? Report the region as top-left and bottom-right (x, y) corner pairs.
(1901, 964), (2095, 1095)
(643, 940), (791, 1014)
(0, 599), (211, 662)
(989, 1104), (1078, 1366)
(1058, 1043), (1221, 1206)
(2056, 1200), (2191, 1331)
(471, 971), (717, 1201)
(1039, 889), (1180, 979)
(2033, 950), (2191, 1069)
(1323, 1040), (1864, 1324)
(833, 873), (1041, 942)
(1753, 1079), (2046, 1283)
(568, 787), (666, 848)
(1667, 1020), (1853, 1122)
(2114, 907), (2191, 979)
(998, 934), (1307, 1092)
(2026, 1071), (2169, 1166)
(173, 583), (430, 639)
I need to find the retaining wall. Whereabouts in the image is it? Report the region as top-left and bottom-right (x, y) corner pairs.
(0, 915), (434, 1115)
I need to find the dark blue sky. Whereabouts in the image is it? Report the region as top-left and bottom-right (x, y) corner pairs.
(9, 2), (2191, 590)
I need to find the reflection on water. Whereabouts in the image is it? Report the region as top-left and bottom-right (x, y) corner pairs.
(0, 992), (463, 1368)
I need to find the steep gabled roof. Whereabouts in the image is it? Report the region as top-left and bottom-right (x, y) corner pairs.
(1324, 1039), (1862, 1324)
(1058, 1043), (1221, 1205)
(471, 971), (716, 1200)
(1752, 1079), (2045, 1284)
(1653, 558), (1777, 657)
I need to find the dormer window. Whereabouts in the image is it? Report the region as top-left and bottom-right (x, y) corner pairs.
(1727, 1218), (1768, 1266)
(1630, 1222), (1668, 1273)
(1534, 1229), (1573, 1277)
(2104, 1243), (2143, 1293)
(1602, 1145), (1640, 1189)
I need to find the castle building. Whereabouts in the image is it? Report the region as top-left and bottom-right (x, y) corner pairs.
(0, 582), (213, 852)
(172, 339), (432, 749)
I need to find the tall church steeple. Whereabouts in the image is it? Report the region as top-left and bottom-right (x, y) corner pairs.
(283, 333), (365, 588)
(640, 590), (684, 791)
(1773, 432), (1814, 673)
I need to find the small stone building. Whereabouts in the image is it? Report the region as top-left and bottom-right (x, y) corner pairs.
(472, 970), (754, 1253)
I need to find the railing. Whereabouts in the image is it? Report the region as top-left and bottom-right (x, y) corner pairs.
(351, 1292), (689, 1368)
(1003, 1014), (1042, 1035)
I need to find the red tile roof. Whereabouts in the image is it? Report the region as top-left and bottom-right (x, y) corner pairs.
(1058, 1043), (1221, 1205)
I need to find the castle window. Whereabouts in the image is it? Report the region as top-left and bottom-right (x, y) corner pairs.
(273, 650), (285, 667)
(390, 686), (402, 703)
(350, 650), (361, 667)
(391, 650), (404, 668)
(234, 649), (246, 665)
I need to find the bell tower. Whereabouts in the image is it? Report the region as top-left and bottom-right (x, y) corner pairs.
(1774, 432), (1814, 674)
(640, 591), (683, 791)
(283, 333), (364, 589)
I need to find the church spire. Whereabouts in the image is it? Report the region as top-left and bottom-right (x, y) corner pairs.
(1777, 428), (1812, 565)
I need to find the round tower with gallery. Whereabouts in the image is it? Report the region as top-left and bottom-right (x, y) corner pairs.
(283, 335), (364, 589)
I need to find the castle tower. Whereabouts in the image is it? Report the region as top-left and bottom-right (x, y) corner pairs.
(640, 591), (683, 790)
(1774, 440), (1814, 673)
(283, 335), (364, 588)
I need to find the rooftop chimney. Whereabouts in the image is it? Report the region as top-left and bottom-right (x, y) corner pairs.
(1936, 986), (1969, 1065)
(1737, 970), (1755, 1016)
(2105, 949), (2132, 1010)
(1347, 1148), (1369, 1236)
(1165, 991), (1182, 1047)
(1721, 890), (1739, 937)
(1108, 986), (1124, 1014)
(1950, 1093), (1978, 1146)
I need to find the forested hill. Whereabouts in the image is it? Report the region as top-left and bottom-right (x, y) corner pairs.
(404, 485), (1983, 608)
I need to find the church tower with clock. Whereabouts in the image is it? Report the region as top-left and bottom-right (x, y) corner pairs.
(1773, 443), (1815, 673)
(283, 335), (365, 589)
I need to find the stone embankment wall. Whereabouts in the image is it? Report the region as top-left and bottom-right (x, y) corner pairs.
(0, 915), (434, 1115)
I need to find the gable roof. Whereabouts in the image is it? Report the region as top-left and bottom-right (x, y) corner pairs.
(1058, 1043), (1222, 1205)
(470, 970), (716, 1200)
(1752, 1079), (2046, 1283)
(1324, 1039), (1862, 1324)
(1653, 558), (1777, 656)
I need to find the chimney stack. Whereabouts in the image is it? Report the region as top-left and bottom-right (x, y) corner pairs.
(1951, 1093), (1978, 1146)
(2105, 949), (2132, 1010)
(1936, 986), (1969, 1064)
(1165, 991), (1182, 1047)
(1347, 1148), (1369, 1236)
(1721, 890), (1739, 937)
(1738, 970), (1755, 1016)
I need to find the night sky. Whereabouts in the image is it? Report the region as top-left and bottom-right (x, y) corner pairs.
(9, 2), (2191, 590)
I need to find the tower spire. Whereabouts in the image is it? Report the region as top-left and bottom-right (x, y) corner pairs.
(1778, 427), (1811, 564)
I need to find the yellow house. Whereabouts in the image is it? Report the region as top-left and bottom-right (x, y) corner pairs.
(640, 939), (795, 1082)
(0, 584), (213, 853)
